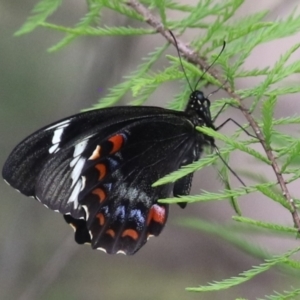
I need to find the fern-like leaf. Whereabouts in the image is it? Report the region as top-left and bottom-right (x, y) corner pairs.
(15, 0), (62, 36)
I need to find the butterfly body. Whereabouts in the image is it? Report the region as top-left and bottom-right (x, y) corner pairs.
(2, 91), (215, 254)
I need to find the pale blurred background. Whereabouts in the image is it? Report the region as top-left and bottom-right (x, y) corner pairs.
(1, 1), (300, 299)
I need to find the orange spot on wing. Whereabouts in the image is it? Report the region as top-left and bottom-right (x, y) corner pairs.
(96, 213), (105, 226)
(95, 163), (106, 180)
(92, 188), (106, 203)
(108, 134), (124, 154)
(106, 229), (115, 238)
(122, 229), (139, 240)
(88, 145), (101, 160)
(147, 204), (166, 225)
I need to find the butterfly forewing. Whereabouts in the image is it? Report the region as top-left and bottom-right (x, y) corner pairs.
(2, 106), (169, 196)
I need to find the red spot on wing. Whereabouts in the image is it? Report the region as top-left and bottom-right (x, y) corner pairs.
(147, 204), (166, 225)
(92, 188), (106, 203)
(108, 134), (124, 154)
(96, 213), (105, 226)
(106, 229), (115, 238)
(122, 229), (139, 240)
(95, 164), (106, 180)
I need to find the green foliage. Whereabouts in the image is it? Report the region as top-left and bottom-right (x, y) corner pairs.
(152, 0), (167, 27)
(17, 0), (300, 298)
(261, 95), (277, 149)
(178, 218), (271, 259)
(186, 246), (300, 292)
(232, 216), (298, 234)
(15, 0), (62, 36)
(258, 288), (300, 300)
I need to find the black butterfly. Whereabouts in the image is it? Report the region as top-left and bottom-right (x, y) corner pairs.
(2, 90), (217, 255)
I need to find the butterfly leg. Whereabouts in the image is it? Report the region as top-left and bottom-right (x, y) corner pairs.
(216, 117), (256, 138)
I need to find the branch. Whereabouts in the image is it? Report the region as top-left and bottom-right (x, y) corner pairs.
(126, 0), (300, 231)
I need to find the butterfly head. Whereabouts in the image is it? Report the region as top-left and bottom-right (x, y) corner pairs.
(186, 90), (215, 130)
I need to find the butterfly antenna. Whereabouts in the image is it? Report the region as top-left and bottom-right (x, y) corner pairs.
(213, 145), (246, 187)
(168, 30), (193, 92)
(207, 77), (228, 99)
(194, 41), (226, 90)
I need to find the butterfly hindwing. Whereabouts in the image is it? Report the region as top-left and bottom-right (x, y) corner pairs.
(73, 116), (198, 254)
(173, 143), (201, 209)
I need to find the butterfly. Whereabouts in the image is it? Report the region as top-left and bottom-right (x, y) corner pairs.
(2, 89), (217, 255)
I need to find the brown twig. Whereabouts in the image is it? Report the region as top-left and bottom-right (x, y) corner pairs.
(126, 0), (300, 231)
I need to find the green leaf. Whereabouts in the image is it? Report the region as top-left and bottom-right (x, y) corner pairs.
(101, 0), (145, 21)
(256, 185), (291, 211)
(281, 140), (300, 173)
(48, 2), (104, 52)
(158, 182), (275, 205)
(84, 44), (169, 109)
(178, 218), (270, 261)
(153, 0), (167, 26)
(131, 66), (181, 96)
(186, 246), (300, 292)
(153, 153), (218, 187)
(196, 127), (271, 164)
(217, 151), (242, 215)
(258, 288), (300, 300)
(232, 216), (297, 234)
(251, 42), (300, 111)
(261, 95), (277, 149)
(40, 23), (155, 36)
(15, 0), (62, 36)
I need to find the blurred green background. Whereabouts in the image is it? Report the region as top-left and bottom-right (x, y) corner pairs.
(1, 1), (300, 300)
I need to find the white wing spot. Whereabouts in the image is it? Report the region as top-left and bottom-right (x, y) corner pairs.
(52, 127), (64, 144)
(49, 144), (59, 154)
(81, 176), (86, 191)
(70, 157), (85, 188)
(70, 156), (80, 168)
(97, 247), (107, 253)
(46, 120), (71, 154)
(82, 205), (89, 220)
(73, 140), (88, 157)
(68, 180), (82, 208)
(147, 234), (154, 240)
(3, 179), (10, 186)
